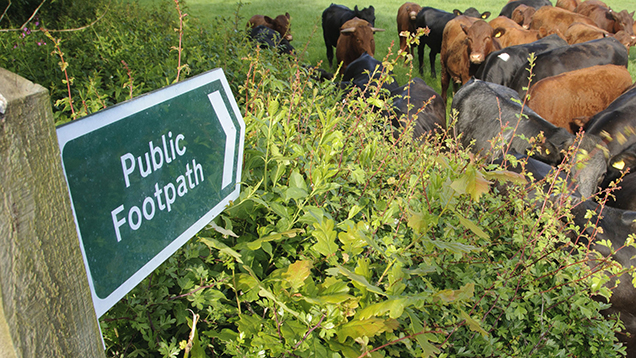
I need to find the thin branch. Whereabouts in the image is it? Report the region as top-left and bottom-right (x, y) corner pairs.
(293, 313), (326, 350)
(19, 0), (46, 30)
(0, 2), (109, 33)
(0, 0), (11, 25)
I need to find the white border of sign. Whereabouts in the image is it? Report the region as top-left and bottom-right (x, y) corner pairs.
(57, 68), (245, 318)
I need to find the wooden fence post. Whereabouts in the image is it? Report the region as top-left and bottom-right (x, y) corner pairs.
(0, 68), (105, 358)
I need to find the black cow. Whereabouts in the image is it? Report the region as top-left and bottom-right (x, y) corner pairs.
(339, 53), (400, 97)
(605, 171), (636, 211)
(322, 4), (376, 67)
(584, 85), (636, 189)
(250, 25), (295, 55)
(414, 7), (491, 78)
(452, 78), (572, 165)
(568, 199), (636, 356)
(389, 77), (446, 141)
(451, 79), (606, 197)
(499, 0), (553, 18)
(474, 34), (567, 88)
(601, 142), (636, 190)
(509, 37), (629, 98)
(493, 152), (575, 202)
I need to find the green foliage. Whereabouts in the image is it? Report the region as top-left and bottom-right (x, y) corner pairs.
(103, 46), (624, 357)
(2, 1), (630, 357)
(0, 0), (251, 125)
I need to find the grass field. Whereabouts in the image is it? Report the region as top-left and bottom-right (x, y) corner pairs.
(140, 0), (636, 99)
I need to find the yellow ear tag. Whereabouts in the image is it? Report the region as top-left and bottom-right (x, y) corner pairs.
(545, 148), (550, 155)
(613, 160), (626, 170)
(495, 32), (501, 38)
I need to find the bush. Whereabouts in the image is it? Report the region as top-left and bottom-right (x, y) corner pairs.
(102, 50), (624, 357)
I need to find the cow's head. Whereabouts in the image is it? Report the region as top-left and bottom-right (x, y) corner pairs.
(455, 7), (491, 20)
(340, 18), (384, 58)
(461, 20), (501, 64)
(266, 13), (292, 41)
(511, 4), (536, 29)
(609, 9), (635, 36)
(405, 3), (422, 21)
(354, 5), (376, 26)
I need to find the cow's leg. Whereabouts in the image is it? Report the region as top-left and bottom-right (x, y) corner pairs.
(441, 67), (450, 105)
(326, 45), (334, 68)
(418, 43), (425, 74)
(429, 50), (437, 79)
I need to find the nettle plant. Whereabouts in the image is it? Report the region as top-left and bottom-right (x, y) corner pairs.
(100, 42), (628, 357)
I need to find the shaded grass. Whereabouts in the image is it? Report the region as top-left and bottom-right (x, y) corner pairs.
(143, 0), (636, 104)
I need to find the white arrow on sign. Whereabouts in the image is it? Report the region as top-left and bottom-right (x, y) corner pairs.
(207, 91), (236, 189)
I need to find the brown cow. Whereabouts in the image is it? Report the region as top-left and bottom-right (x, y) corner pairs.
(526, 64), (633, 133)
(440, 16), (501, 104)
(248, 13), (293, 41)
(336, 17), (384, 71)
(511, 4), (536, 29)
(565, 22), (636, 50)
(565, 21), (610, 44)
(397, 2), (423, 57)
(529, 6), (598, 38)
(489, 16), (547, 47)
(555, 0), (581, 11)
(575, 0), (635, 35)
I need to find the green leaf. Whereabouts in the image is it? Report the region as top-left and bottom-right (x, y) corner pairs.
(246, 228), (305, 251)
(289, 169), (308, 191)
(199, 237), (243, 264)
(311, 218), (339, 257)
(425, 239), (480, 255)
(357, 298), (407, 319)
(337, 222), (367, 256)
(456, 214), (489, 239)
(336, 264), (386, 296)
(270, 202), (291, 220)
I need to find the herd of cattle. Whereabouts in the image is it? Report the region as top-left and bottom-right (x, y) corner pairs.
(247, 1), (636, 356)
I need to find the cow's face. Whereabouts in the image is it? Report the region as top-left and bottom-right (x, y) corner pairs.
(610, 10), (635, 36)
(274, 13), (292, 41)
(341, 19), (384, 58)
(512, 5), (535, 29)
(406, 4), (421, 20)
(462, 20), (500, 65)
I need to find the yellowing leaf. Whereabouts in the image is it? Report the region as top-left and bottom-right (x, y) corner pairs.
(484, 170), (527, 185)
(459, 310), (488, 337)
(451, 164), (492, 201)
(284, 260), (313, 291)
(456, 214), (489, 239)
(336, 318), (399, 343)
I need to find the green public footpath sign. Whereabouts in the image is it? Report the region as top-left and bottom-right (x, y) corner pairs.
(57, 68), (245, 317)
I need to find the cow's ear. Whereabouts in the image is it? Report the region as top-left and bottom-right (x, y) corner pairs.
(481, 11), (491, 19)
(631, 11), (635, 17)
(460, 23), (470, 35)
(453, 9), (462, 16)
(264, 16), (274, 24)
(285, 12), (290, 19)
(538, 26), (548, 38)
(493, 27), (506, 38)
